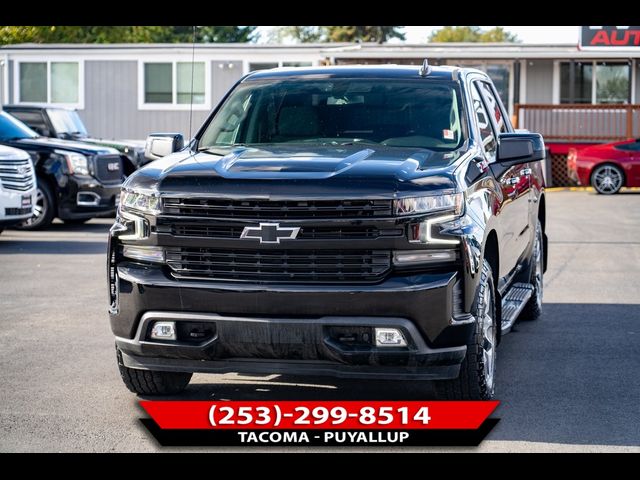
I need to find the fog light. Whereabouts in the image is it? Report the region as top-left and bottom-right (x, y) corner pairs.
(123, 245), (165, 263)
(151, 321), (176, 340)
(393, 249), (456, 265)
(375, 328), (407, 347)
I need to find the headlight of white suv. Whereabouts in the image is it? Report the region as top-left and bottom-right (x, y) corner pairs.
(120, 189), (161, 215)
(394, 192), (463, 216)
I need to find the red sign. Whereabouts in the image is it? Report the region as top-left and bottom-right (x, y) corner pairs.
(140, 400), (499, 430)
(580, 26), (640, 48)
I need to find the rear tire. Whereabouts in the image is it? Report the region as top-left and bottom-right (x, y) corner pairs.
(435, 260), (497, 400)
(591, 164), (624, 194)
(116, 348), (192, 396)
(17, 179), (55, 230)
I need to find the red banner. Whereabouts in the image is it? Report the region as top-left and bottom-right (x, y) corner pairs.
(140, 401), (499, 430)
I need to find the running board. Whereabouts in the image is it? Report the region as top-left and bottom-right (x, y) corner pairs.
(501, 282), (534, 334)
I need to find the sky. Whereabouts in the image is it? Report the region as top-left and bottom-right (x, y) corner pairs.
(257, 26), (580, 45)
(401, 26), (579, 44)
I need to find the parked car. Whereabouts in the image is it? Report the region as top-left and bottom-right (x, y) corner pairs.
(109, 64), (547, 400)
(3, 104), (147, 176)
(568, 139), (640, 194)
(0, 111), (123, 229)
(0, 145), (37, 234)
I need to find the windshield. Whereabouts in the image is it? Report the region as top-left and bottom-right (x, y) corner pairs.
(0, 112), (39, 140)
(199, 78), (466, 151)
(48, 109), (88, 136)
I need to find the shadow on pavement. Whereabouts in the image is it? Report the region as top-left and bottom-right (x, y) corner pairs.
(142, 303), (639, 447)
(0, 240), (107, 254)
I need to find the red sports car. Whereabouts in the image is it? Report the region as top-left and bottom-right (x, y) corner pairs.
(568, 139), (640, 194)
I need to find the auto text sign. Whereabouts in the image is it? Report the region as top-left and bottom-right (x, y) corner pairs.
(580, 26), (640, 49)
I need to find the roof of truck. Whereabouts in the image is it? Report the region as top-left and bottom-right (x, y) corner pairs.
(244, 64), (485, 81)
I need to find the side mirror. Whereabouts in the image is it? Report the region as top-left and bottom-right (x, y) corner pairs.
(497, 133), (545, 165)
(144, 133), (184, 161)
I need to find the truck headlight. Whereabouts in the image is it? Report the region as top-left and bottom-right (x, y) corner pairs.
(394, 192), (463, 216)
(58, 151), (90, 176)
(120, 189), (161, 215)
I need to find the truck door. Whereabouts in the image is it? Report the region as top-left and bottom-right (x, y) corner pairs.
(471, 81), (530, 277)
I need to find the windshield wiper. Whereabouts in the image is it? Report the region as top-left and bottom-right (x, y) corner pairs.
(338, 139), (379, 146)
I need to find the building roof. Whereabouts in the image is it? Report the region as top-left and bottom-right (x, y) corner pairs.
(1, 42), (639, 59)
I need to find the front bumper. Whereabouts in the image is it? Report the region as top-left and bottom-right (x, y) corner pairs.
(58, 175), (121, 220)
(116, 312), (467, 380)
(0, 187), (36, 226)
(110, 260), (474, 380)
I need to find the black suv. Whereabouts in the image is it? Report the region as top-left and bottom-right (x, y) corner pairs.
(109, 65), (547, 400)
(0, 112), (123, 228)
(3, 104), (147, 176)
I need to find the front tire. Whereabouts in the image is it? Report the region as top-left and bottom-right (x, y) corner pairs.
(17, 179), (55, 230)
(435, 260), (497, 400)
(520, 219), (544, 321)
(591, 164), (624, 194)
(116, 348), (192, 396)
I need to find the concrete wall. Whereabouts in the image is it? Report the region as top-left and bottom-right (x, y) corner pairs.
(81, 60), (243, 140)
(525, 60), (554, 103)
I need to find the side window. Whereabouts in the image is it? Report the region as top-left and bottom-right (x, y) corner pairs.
(10, 111), (48, 135)
(615, 141), (640, 152)
(471, 83), (497, 161)
(478, 81), (509, 134)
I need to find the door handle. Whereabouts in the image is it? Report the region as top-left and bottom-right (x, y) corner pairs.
(520, 168), (532, 175)
(502, 176), (520, 185)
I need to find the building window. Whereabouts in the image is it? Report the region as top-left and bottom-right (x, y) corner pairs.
(282, 62), (313, 67)
(177, 62), (205, 104)
(141, 61), (208, 109)
(249, 62), (279, 72)
(248, 61), (314, 73)
(144, 63), (172, 103)
(560, 61), (630, 104)
(18, 61), (80, 106)
(596, 63), (629, 104)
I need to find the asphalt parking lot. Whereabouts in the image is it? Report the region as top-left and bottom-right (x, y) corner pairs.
(1, 190), (639, 452)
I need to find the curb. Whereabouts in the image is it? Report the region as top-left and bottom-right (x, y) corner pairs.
(546, 186), (640, 192)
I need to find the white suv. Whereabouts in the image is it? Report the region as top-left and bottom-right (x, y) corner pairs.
(0, 145), (37, 234)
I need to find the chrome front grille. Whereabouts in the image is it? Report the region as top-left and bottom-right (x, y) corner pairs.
(0, 158), (35, 192)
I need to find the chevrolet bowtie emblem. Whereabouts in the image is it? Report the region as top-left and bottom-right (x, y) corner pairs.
(240, 223), (301, 244)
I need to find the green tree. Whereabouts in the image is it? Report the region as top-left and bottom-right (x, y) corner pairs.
(269, 26), (405, 44)
(158, 26), (257, 43)
(478, 27), (519, 42)
(326, 26), (405, 43)
(429, 26), (518, 43)
(0, 26), (257, 45)
(267, 26), (326, 43)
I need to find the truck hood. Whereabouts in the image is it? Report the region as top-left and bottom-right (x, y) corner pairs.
(128, 144), (469, 197)
(13, 137), (119, 155)
(80, 137), (146, 152)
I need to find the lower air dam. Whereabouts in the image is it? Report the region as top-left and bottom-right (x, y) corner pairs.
(238, 431), (410, 443)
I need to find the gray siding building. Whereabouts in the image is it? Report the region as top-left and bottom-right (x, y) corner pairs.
(1, 42), (640, 145)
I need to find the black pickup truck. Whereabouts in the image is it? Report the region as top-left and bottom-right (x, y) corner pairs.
(3, 104), (146, 176)
(109, 64), (547, 400)
(0, 112), (123, 228)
